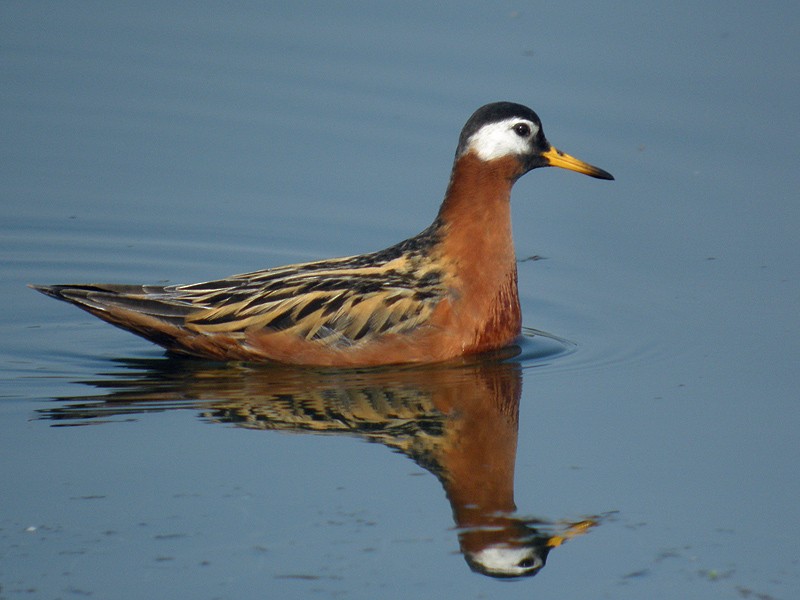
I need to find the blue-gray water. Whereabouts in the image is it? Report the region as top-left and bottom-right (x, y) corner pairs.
(2, 2), (799, 598)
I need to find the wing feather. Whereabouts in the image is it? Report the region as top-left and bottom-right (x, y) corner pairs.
(175, 240), (447, 346)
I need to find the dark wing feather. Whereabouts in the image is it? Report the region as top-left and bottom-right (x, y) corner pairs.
(178, 251), (447, 346)
(30, 283), (195, 324)
(32, 223), (447, 349)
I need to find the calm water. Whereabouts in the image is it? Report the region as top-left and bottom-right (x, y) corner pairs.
(2, 2), (799, 599)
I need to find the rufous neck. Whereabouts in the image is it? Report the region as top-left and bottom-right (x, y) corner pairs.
(437, 153), (517, 231)
(434, 153), (520, 274)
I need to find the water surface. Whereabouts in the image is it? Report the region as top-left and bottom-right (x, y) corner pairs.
(2, 2), (799, 599)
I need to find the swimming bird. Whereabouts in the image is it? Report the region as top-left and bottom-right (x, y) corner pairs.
(32, 102), (613, 366)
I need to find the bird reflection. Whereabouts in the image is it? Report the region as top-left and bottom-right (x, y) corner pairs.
(39, 351), (601, 578)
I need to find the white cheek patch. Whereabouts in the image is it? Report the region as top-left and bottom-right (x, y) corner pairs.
(465, 118), (539, 161)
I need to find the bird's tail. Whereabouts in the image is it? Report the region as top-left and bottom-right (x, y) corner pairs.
(29, 283), (198, 352)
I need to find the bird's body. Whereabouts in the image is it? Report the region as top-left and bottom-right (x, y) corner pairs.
(32, 102), (613, 366)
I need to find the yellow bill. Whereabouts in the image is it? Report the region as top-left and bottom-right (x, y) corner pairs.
(542, 146), (614, 180)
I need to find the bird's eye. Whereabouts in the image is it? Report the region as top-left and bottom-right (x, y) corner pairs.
(513, 123), (531, 137)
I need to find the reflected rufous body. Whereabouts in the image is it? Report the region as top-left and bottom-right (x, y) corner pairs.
(41, 355), (600, 578)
